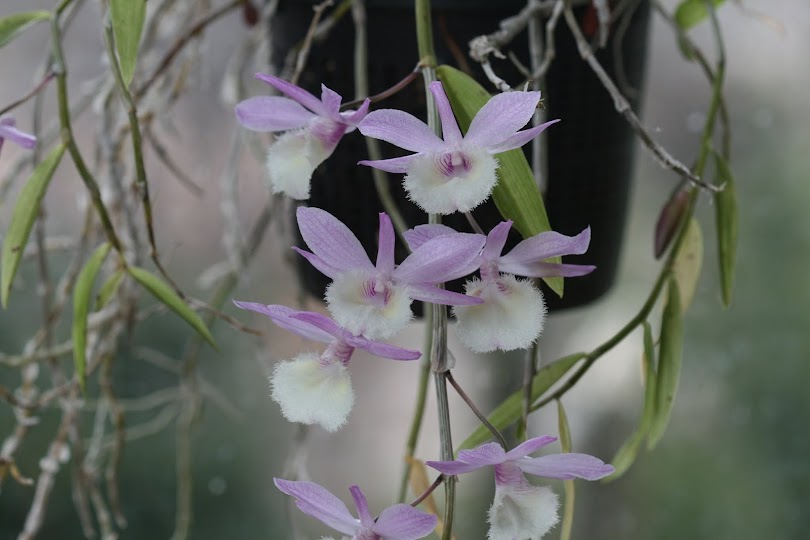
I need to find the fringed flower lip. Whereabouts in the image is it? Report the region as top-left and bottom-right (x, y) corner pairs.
(358, 81), (559, 215)
(294, 206), (485, 340)
(235, 74), (370, 200)
(233, 302), (419, 432)
(274, 478), (438, 540)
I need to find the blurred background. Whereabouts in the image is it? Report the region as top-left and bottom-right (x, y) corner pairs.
(1, 1), (809, 539)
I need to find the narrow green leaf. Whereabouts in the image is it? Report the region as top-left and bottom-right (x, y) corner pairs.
(456, 353), (584, 452)
(713, 152), (738, 307)
(127, 266), (216, 347)
(672, 218), (703, 313)
(674, 0), (725, 30)
(95, 270), (125, 310)
(605, 322), (658, 481)
(0, 11), (50, 48)
(557, 400), (575, 540)
(647, 278), (684, 449)
(436, 65), (563, 297)
(1, 144), (65, 308)
(72, 243), (111, 392)
(110, 0), (147, 86)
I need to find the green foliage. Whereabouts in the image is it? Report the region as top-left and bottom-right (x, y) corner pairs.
(673, 217), (703, 312)
(127, 266), (216, 348)
(456, 353), (584, 452)
(675, 0), (725, 30)
(0, 11), (50, 48)
(557, 400), (575, 540)
(72, 243), (111, 392)
(713, 152), (738, 307)
(1, 144), (65, 308)
(95, 270), (125, 310)
(109, 0), (147, 86)
(435, 65), (563, 297)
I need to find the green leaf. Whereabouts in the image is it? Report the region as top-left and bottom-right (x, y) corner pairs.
(675, 0), (725, 30)
(95, 270), (125, 310)
(72, 243), (111, 392)
(127, 266), (216, 348)
(1, 144), (65, 308)
(713, 152), (738, 307)
(436, 65), (563, 297)
(647, 278), (684, 449)
(605, 322), (658, 481)
(672, 217), (703, 313)
(109, 0), (147, 87)
(557, 400), (575, 540)
(456, 353), (584, 452)
(0, 11), (50, 48)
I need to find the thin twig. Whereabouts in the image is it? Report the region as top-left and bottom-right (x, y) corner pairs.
(291, 0), (334, 85)
(446, 371), (509, 449)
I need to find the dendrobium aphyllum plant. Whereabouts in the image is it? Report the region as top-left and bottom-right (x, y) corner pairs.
(294, 206), (485, 340)
(404, 221), (594, 352)
(358, 81), (559, 215)
(274, 479), (438, 540)
(233, 302), (420, 432)
(0, 116), (36, 157)
(427, 436), (614, 540)
(235, 74), (370, 200)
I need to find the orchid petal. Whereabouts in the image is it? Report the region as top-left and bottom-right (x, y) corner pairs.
(426, 459), (487, 476)
(498, 261), (596, 278)
(291, 247), (342, 280)
(429, 81), (462, 145)
(358, 109), (443, 153)
(500, 227), (592, 264)
(457, 442), (507, 465)
(376, 213), (396, 274)
(358, 154), (417, 174)
(374, 504), (439, 539)
(255, 73), (328, 116)
(0, 118), (36, 149)
(402, 224), (457, 250)
(407, 284), (483, 306)
(289, 312), (345, 339)
(234, 96), (315, 132)
(393, 234), (485, 284)
(465, 90), (542, 148)
(504, 436), (558, 460)
(349, 485), (374, 528)
(482, 221), (512, 262)
(273, 479), (358, 535)
(321, 84), (343, 117)
(485, 119), (560, 154)
(345, 335), (421, 360)
(341, 98), (371, 126)
(233, 301), (333, 343)
(517, 453), (615, 481)
(297, 207), (375, 274)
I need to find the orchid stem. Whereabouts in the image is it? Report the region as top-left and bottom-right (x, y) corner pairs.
(447, 371), (509, 449)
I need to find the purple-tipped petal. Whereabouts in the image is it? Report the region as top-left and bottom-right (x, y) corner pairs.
(393, 234), (485, 284)
(485, 119), (560, 154)
(504, 435), (558, 460)
(426, 459), (487, 476)
(358, 154), (417, 174)
(342, 98), (371, 126)
(234, 96), (315, 132)
(376, 213), (396, 274)
(273, 478), (358, 535)
(402, 224), (457, 250)
(297, 207), (375, 274)
(374, 504), (439, 539)
(321, 84), (343, 117)
(358, 109), (443, 153)
(291, 247), (342, 280)
(349, 485), (374, 529)
(498, 261), (596, 279)
(482, 221), (512, 262)
(429, 81), (462, 145)
(255, 73), (328, 116)
(517, 453), (615, 481)
(233, 301), (333, 343)
(345, 335), (421, 360)
(289, 312), (344, 339)
(407, 284), (483, 306)
(0, 118), (36, 149)
(501, 227), (592, 264)
(457, 442), (507, 465)
(464, 90), (542, 148)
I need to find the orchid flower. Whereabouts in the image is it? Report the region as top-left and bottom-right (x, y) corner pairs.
(0, 116), (36, 157)
(235, 74), (370, 200)
(274, 479), (437, 540)
(357, 81), (558, 215)
(404, 221), (594, 352)
(427, 436), (614, 540)
(294, 206), (485, 340)
(234, 302), (419, 432)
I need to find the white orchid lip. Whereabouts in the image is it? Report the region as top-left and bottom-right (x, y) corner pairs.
(326, 270), (412, 340)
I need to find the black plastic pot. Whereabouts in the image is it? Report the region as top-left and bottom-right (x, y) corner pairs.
(270, 0), (650, 312)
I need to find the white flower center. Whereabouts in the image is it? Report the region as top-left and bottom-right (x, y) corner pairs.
(265, 125), (335, 200)
(326, 271), (413, 340)
(487, 481), (559, 540)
